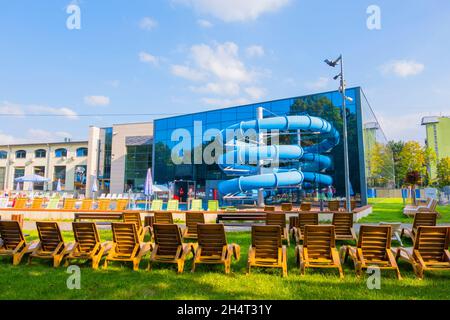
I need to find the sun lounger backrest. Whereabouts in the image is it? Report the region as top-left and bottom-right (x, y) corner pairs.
(303, 225), (335, 259)
(413, 212), (437, 229)
(190, 199), (203, 211)
(154, 212), (174, 224)
(185, 212), (205, 237)
(111, 223), (139, 254)
(80, 199), (93, 210)
(328, 200), (340, 211)
(63, 198), (76, 210)
(0, 221), (25, 250)
(46, 198), (60, 209)
(36, 222), (64, 252)
(197, 224), (227, 257)
(97, 199), (111, 211)
(150, 200), (163, 211)
(281, 203), (293, 211)
(297, 213), (319, 234)
(123, 212), (143, 230)
(332, 213), (354, 237)
(31, 198), (43, 209)
(300, 202), (311, 211)
(264, 206), (275, 212)
(116, 199), (128, 211)
(414, 226), (449, 261)
(167, 200), (179, 211)
(208, 200), (219, 211)
(13, 198), (27, 209)
(252, 225), (281, 260)
(358, 225), (391, 260)
(266, 213), (286, 236)
(72, 222), (100, 253)
(153, 224), (182, 256)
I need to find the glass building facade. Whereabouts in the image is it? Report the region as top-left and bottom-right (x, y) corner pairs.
(153, 87), (394, 205)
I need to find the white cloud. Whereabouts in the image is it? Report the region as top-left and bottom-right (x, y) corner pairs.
(0, 101), (25, 116)
(139, 17), (158, 30)
(197, 19), (213, 28)
(190, 42), (253, 83)
(171, 65), (207, 81)
(190, 82), (241, 96)
(139, 51), (159, 66)
(171, 41), (267, 103)
(246, 45), (265, 58)
(381, 60), (425, 78)
(305, 77), (330, 90)
(244, 86), (266, 100)
(84, 95), (110, 107)
(176, 0), (291, 22)
(28, 105), (78, 120)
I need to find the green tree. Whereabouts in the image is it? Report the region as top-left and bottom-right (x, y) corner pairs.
(436, 157), (450, 188)
(387, 140), (404, 187)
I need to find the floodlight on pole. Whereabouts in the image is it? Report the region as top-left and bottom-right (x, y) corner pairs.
(324, 54), (352, 212)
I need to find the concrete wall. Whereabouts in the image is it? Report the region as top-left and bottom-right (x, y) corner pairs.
(109, 122), (153, 194)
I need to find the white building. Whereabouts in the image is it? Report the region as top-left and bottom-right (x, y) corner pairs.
(0, 141), (89, 192)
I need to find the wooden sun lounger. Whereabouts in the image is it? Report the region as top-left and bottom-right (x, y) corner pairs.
(192, 223), (240, 274)
(149, 224), (196, 273)
(63, 198), (77, 210)
(396, 226), (450, 279)
(29, 222), (74, 267)
(65, 222), (112, 269)
(104, 222), (153, 271)
(281, 203), (293, 211)
(154, 212), (174, 224)
(13, 198), (27, 209)
(116, 199), (128, 211)
(340, 225), (402, 279)
(183, 212), (205, 239)
(327, 200), (340, 211)
(264, 206), (276, 212)
(332, 212), (356, 241)
(80, 199), (93, 211)
(207, 200), (219, 212)
(190, 199), (203, 211)
(300, 202), (312, 211)
(296, 225), (343, 278)
(0, 221), (38, 265)
(248, 225), (287, 277)
(403, 198), (438, 217)
(167, 200), (179, 212)
(122, 211), (151, 241)
(266, 212), (290, 246)
(400, 212), (437, 242)
(150, 200), (163, 211)
(96, 199), (111, 211)
(292, 212), (319, 244)
(30, 198), (43, 209)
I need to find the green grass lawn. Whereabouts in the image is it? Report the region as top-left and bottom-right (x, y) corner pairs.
(1, 221), (450, 300)
(359, 198), (450, 223)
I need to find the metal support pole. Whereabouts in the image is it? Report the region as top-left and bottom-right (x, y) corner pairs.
(340, 56), (352, 212)
(257, 107), (265, 207)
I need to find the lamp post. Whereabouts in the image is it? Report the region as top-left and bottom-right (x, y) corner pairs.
(324, 55), (352, 212)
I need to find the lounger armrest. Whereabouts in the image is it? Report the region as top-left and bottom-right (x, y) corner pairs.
(12, 240), (26, 254)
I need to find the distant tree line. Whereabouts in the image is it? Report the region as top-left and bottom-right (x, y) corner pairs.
(388, 140), (450, 188)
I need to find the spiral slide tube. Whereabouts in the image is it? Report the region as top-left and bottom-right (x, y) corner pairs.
(217, 115), (340, 195)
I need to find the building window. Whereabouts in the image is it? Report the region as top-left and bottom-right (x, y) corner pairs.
(55, 148), (67, 158)
(34, 166), (46, 190)
(16, 150), (26, 159)
(53, 166), (66, 190)
(76, 147), (88, 157)
(0, 167), (5, 190)
(74, 165), (87, 192)
(35, 149), (46, 158)
(0, 151), (7, 159)
(124, 144), (152, 192)
(14, 167), (25, 190)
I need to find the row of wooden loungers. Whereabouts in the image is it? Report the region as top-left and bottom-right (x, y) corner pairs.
(0, 211), (448, 279)
(1, 198), (129, 212)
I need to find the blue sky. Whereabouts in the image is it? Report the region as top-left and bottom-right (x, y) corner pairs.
(1, 0), (449, 144)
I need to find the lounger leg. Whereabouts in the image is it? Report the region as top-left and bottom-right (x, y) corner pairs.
(338, 265), (344, 279)
(133, 259), (140, 271)
(191, 261), (196, 273)
(282, 261), (287, 278)
(177, 260), (185, 273)
(103, 259), (108, 269)
(233, 245), (241, 261)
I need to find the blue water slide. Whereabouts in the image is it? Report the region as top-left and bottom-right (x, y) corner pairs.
(217, 115), (340, 195)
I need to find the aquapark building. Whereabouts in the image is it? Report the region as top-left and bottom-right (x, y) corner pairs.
(153, 87), (395, 206)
